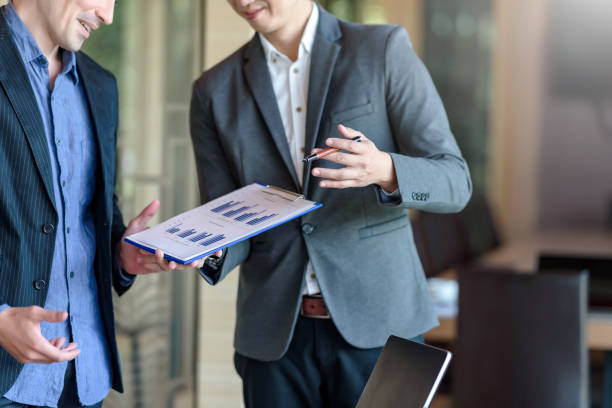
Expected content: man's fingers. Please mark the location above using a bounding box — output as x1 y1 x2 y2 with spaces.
63 342 79 352
49 337 65 349
155 250 171 270
35 347 80 363
312 151 360 167
136 253 158 265
189 259 205 268
189 251 222 269
326 135 366 154
154 249 178 271
337 124 364 140
36 309 68 323
312 167 361 181
141 263 161 272
30 336 80 363
319 179 357 189
127 200 160 232
55 337 66 350
138 199 161 220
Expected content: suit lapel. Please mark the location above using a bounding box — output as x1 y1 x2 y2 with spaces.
0 15 56 209
302 6 342 196
76 53 114 214
243 36 300 189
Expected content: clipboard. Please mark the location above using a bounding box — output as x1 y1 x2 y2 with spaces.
124 183 322 264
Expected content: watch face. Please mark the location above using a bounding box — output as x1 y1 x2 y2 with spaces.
204 251 225 269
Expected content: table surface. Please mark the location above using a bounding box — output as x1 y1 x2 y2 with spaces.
423 228 612 350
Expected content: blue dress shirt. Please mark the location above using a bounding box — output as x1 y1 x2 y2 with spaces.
0 3 112 406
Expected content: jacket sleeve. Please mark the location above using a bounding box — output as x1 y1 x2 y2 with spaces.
108 77 133 296
383 26 472 213
189 81 250 285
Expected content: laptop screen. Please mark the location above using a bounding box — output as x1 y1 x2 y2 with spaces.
356 336 451 408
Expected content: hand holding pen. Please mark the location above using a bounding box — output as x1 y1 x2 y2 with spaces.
307 124 399 192
303 135 362 163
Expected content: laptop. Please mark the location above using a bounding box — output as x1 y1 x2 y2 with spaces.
356 335 452 408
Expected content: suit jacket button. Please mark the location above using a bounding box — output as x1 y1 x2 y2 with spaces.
302 223 314 235
42 224 55 234
33 280 47 290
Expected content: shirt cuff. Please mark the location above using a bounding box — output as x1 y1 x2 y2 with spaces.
0 304 10 314
375 185 402 206
114 254 137 287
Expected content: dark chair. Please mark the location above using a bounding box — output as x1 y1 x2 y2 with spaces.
411 211 470 276
537 253 612 408
538 253 612 309
455 266 588 408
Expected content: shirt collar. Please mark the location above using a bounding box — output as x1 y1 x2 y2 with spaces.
2 1 79 85
259 3 319 62
61 49 79 85
300 3 318 55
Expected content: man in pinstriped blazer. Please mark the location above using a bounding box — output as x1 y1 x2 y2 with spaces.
0 1 208 406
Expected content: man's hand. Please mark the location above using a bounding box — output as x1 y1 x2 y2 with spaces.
118 200 221 274
311 124 398 192
0 306 80 364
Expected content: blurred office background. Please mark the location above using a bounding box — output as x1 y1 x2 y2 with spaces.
2 0 611 406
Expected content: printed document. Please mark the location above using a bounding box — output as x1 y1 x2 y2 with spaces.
125 183 322 264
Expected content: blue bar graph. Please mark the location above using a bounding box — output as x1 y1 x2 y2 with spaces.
200 234 225 247
189 232 212 242
166 225 181 234
234 211 262 222
211 201 243 213
246 213 278 226
222 205 254 217
177 228 196 238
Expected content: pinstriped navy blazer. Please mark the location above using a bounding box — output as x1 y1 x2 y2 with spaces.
0 14 130 394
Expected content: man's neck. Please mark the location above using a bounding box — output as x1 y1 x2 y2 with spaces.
12 0 62 89
262 1 313 61
12 0 61 64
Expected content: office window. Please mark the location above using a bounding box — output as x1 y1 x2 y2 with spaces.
82 0 204 407
423 0 493 194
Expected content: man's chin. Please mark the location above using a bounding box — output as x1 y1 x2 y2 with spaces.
63 38 86 52
246 17 274 34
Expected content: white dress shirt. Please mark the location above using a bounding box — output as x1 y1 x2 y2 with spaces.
259 5 321 295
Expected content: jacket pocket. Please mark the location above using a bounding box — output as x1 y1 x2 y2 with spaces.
331 102 374 124
359 214 410 239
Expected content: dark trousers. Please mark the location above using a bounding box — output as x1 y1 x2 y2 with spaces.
0 361 102 408
234 316 422 408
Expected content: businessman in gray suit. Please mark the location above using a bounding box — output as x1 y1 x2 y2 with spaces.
0 0 206 406
190 0 472 406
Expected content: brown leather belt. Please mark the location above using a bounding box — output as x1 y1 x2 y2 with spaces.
301 294 330 319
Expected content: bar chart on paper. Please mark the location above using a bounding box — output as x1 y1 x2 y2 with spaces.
124 183 322 264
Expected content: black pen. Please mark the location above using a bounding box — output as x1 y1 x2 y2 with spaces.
302 136 362 163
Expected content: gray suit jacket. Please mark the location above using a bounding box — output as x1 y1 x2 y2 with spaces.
190 5 472 361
